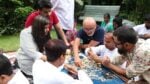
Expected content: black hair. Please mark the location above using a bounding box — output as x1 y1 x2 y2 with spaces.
38 0 52 10
32 15 50 52
144 14 150 21
113 27 138 44
45 39 68 62
0 54 13 76
104 13 110 19
113 17 123 28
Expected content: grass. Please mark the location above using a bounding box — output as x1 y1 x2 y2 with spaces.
0 24 82 52
0 30 58 52
0 34 20 52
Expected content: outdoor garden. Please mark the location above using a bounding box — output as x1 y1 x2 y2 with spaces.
0 0 150 52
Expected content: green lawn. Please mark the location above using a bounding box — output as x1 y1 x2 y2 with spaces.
0 34 20 52
0 30 58 52
0 24 81 52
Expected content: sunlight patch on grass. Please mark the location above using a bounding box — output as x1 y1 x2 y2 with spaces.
0 34 19 52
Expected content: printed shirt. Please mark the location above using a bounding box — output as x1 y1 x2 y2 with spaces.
126 39 150 83
112 39 150 83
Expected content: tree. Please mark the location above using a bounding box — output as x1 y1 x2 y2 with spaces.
121 0 150 24
0 0 33 35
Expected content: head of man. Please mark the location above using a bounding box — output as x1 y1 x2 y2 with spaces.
38 0 52 17
83 17 97 36
32 15 50 52
104 33 116 50
113 17 123 30
113 27 138 55
45 39 68 67
0 54 13 84
104 13 110 23
144 14 150 29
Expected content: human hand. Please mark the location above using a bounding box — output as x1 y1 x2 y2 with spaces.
65 41 70 47
74 57 82 67
144 34 150 39
87 48 97 60
102 56 110 66
40 55 47 61
64 64 78 75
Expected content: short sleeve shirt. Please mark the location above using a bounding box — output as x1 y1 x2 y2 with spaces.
25 10 59 31
77 26 104 45
133 24 150 35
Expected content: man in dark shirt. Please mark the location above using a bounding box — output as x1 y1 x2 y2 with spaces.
73 17 105 67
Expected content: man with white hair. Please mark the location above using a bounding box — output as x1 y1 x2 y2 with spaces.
73 17 105 67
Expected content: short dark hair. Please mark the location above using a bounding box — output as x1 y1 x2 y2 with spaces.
113 27 138 44
144 14 150 21
38 0 52 9
104 13 110 19
0 54 13 76
113 17 123 27
45 39 68 62
32 15 50 52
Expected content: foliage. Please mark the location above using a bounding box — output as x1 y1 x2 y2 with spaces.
0 0 150 35
120 0 150 24
0 0 34 35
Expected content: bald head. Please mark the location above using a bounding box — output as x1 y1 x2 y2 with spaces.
105 33 113 40
83 17 96 29
104 33 116 50
82 17 97 36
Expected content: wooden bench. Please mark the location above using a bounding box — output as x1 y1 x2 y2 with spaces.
79 5 120 22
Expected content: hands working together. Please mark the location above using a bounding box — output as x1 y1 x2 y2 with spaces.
74 48 112 68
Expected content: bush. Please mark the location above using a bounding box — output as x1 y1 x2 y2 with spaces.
121 0 150 24
0 0 33 35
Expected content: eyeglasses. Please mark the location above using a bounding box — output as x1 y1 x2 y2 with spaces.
83 28 95 32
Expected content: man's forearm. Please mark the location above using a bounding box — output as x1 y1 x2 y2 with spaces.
91 54 102 63
105 63 126 76
73 38 81 59
56 26 69 45
80 44 89 49
60 29 68 42
55 23 69 45
73 45 79 59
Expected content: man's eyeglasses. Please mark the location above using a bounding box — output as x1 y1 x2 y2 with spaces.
83 28 95 32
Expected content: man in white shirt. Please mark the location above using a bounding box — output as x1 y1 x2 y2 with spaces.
0 54 29 84
51 0 75 36
133 14 150 39
33 39 93 84
85 33 128 69
85 33 120 63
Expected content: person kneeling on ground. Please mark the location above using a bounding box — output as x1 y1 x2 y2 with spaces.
33 39 93 84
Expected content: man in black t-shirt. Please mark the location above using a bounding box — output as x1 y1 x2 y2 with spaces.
73 17 104 67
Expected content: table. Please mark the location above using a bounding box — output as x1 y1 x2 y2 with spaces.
66 53 125 84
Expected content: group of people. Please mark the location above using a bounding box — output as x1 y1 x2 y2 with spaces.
0 0 150 84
